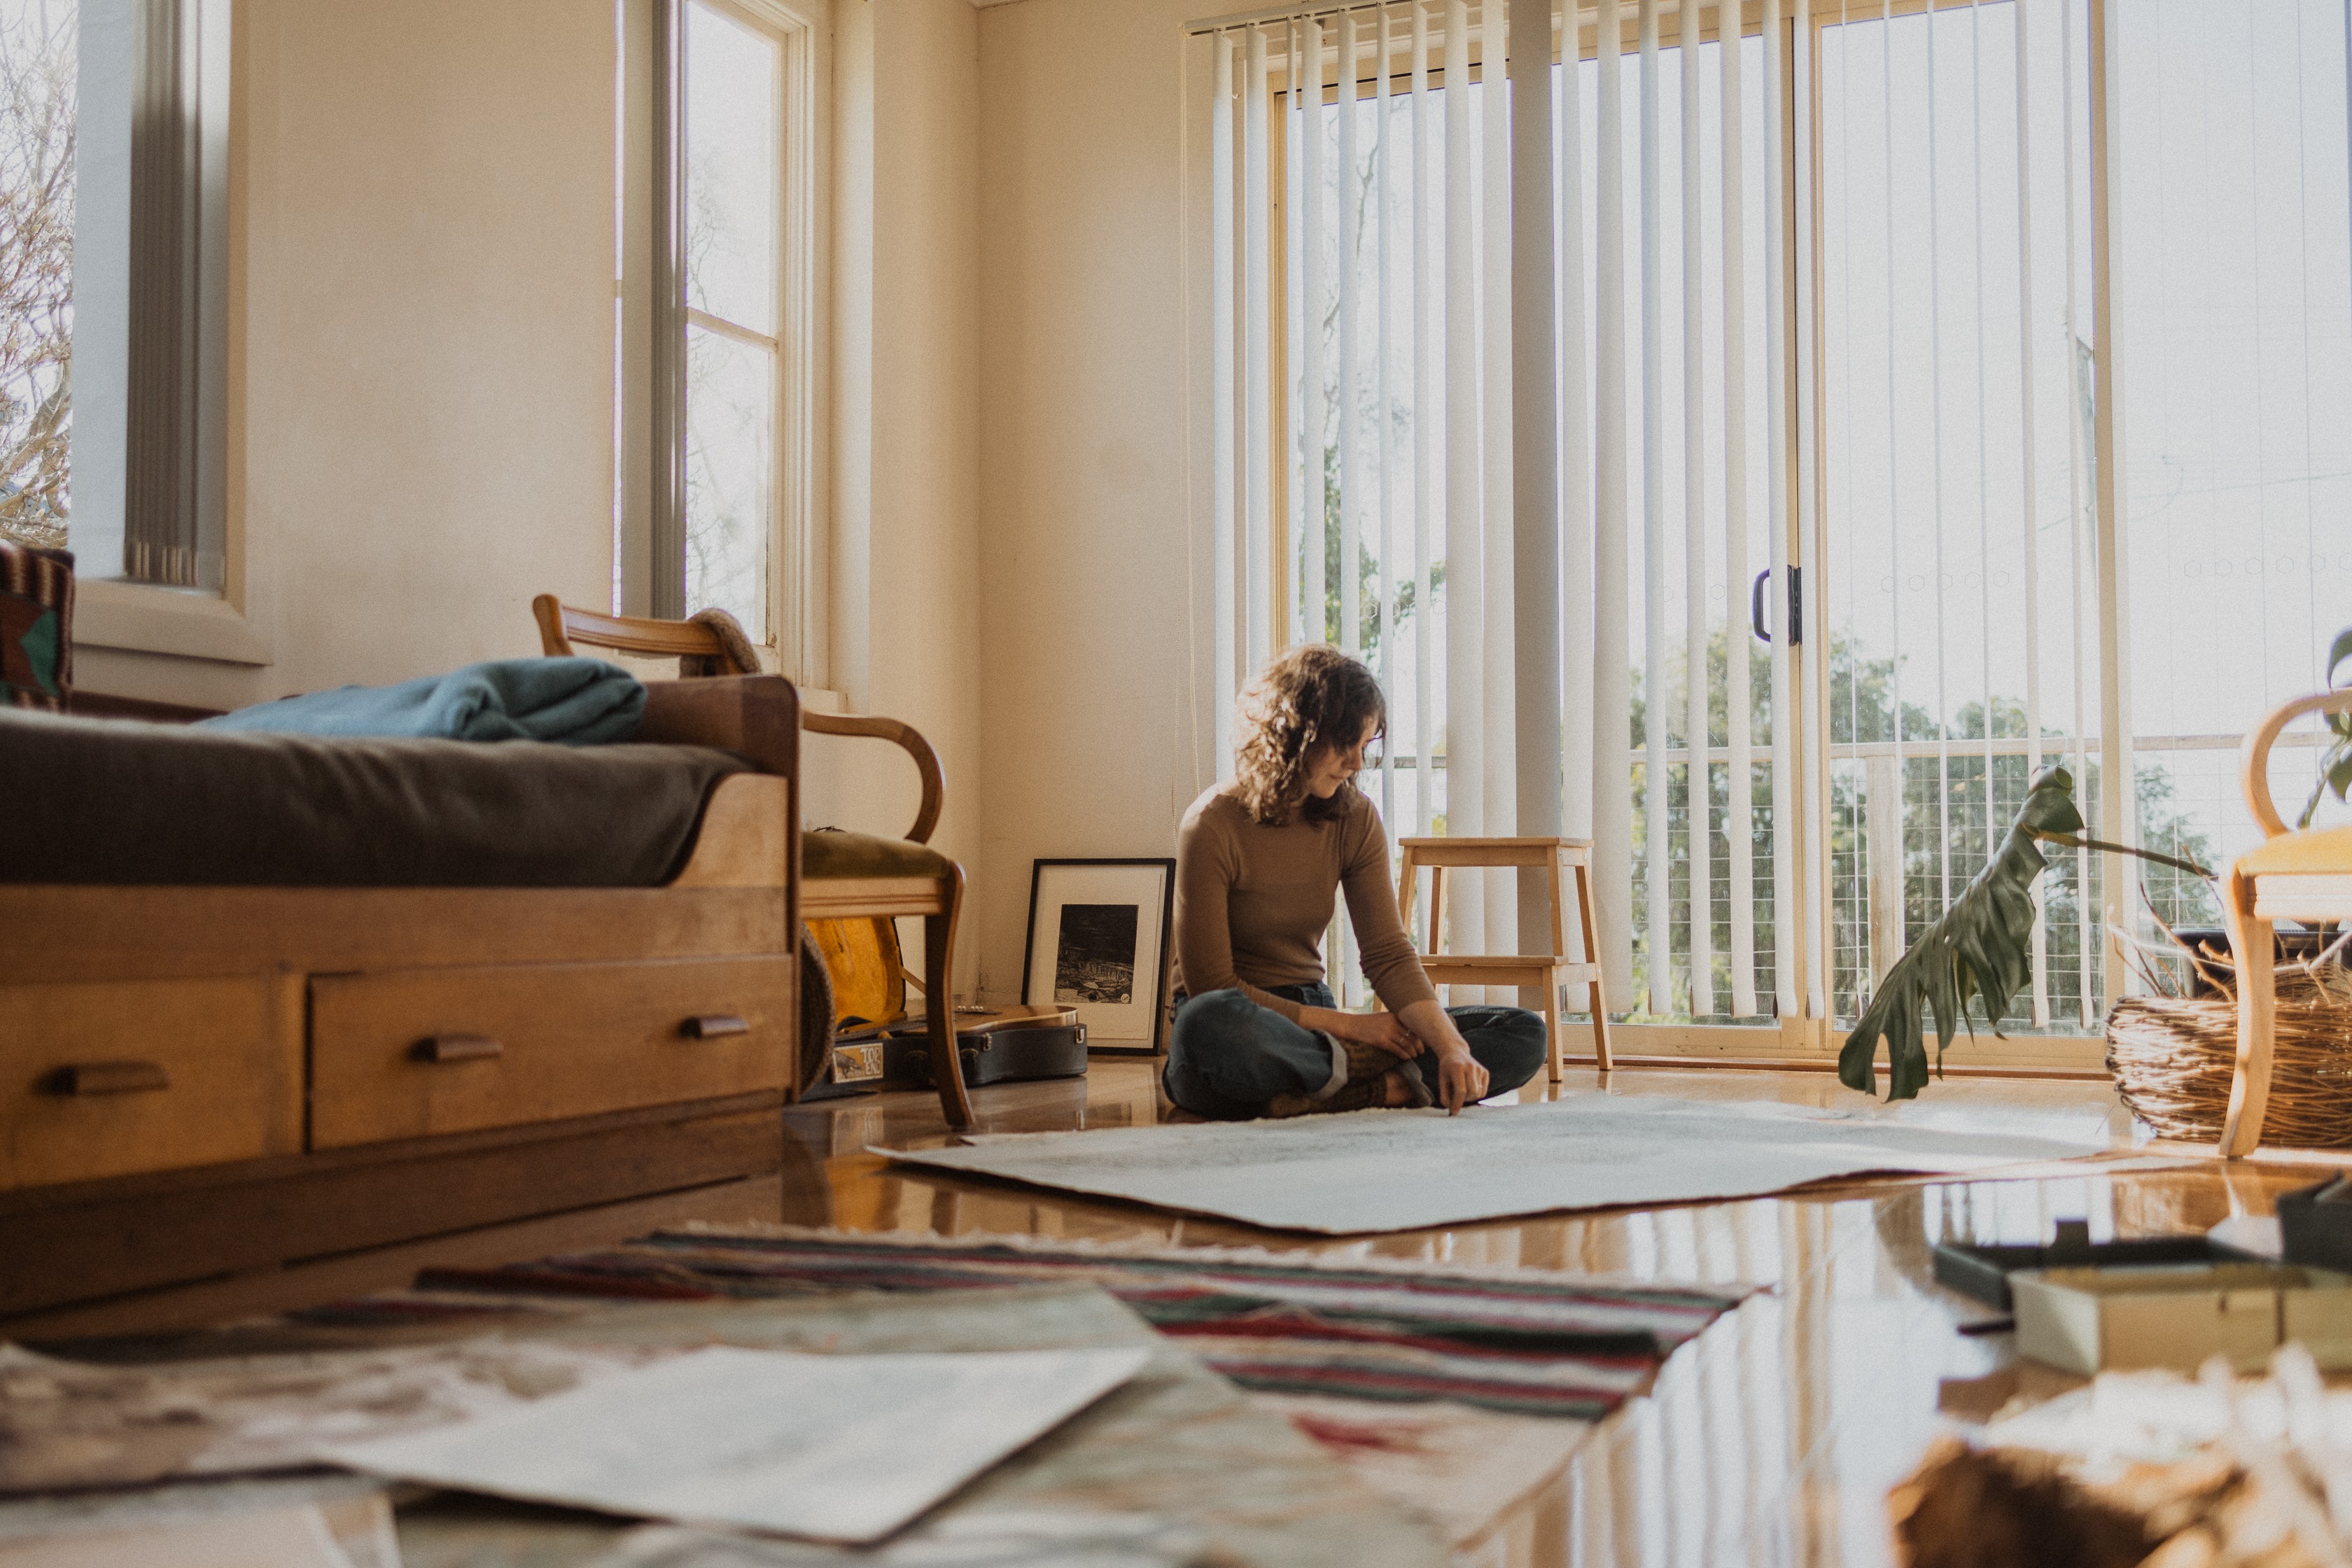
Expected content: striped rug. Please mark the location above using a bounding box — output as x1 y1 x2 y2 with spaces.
297 1228 1748 1420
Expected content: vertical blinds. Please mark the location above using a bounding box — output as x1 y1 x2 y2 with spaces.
1203 0 1803 1018
1210 0 1525 995
1816 0 2107 1029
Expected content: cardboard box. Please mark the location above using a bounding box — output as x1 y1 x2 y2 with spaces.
2012 1261 2352 1375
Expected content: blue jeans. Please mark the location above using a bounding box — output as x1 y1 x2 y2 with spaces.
1163 982 1546 1120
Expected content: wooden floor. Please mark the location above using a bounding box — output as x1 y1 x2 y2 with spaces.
783 1058 2342 1568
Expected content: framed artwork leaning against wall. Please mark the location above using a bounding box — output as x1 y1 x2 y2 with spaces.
1021 859 1175 1056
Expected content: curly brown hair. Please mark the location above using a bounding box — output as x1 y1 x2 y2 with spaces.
1233 645 1387 827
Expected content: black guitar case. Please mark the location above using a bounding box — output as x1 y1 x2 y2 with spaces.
879 1019 1089 1088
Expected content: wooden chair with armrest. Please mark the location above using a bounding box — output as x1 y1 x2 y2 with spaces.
2218 687 2352 1157
532 596 974 1128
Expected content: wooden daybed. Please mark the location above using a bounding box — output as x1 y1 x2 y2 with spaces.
0 676 808 1337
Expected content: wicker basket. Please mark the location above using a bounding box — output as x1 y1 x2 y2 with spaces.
2107 974 2352 1146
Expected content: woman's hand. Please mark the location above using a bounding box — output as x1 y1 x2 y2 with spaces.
1394 1000 1488 1114
1429 1046 1490 1114
1302 1005 1420 1060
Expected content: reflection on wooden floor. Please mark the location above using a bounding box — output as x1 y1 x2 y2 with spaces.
787 1059 2337 1568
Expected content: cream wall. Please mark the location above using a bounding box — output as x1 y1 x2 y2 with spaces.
825 0 986 997
63 0 1161 1012
71 0 990 995
970 0 1217 1004
74 0 617 710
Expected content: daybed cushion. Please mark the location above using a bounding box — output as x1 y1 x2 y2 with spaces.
0 708 751 888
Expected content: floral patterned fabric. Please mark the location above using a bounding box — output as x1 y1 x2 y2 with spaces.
0 541 70 710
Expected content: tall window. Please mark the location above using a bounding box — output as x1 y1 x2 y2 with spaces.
2114 0 2352 948
680 0 783 641
1205 0 2352 1046
0 0 226 590
1818 0 2104 1030
0 0 74 554
622 0 808 659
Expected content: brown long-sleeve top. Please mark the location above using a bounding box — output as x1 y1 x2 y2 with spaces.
1172 783 1439 1025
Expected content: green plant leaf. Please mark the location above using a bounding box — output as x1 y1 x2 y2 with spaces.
2297 626 2352 830
2328 627 2352 689
1837 764 2085 1100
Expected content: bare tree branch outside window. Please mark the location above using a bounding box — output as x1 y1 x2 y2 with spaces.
0 0 72 552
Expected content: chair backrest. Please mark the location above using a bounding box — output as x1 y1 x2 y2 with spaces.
534 594 945 847
2242 688 2352 839
531 594 756 673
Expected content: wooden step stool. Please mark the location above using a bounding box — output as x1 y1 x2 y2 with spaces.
1395 836 1611 1080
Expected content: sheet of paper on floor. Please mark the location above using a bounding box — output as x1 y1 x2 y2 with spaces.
320 1345 1151 1544
0 1340 657 1493
0 1499 384 1568
882 1093 2111 1234
583 1514 1212 1568
1248 1393 1589 1549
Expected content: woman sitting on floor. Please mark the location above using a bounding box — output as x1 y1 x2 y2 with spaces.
1166 645 1545 1119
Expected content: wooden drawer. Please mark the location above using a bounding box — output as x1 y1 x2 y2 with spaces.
309 957 792 1149
0 977 299 1191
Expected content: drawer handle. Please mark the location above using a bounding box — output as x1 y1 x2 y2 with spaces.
413 1034 504 1064
45 1060 172 1096
682 1014 750 1040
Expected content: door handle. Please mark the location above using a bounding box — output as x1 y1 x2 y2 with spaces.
44 1060 171 1096
1750 567 1802 646
682 1014 750 1040
413 1034 503 1063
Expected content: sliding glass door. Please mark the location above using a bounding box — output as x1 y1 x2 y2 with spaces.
1200 0 2352 1051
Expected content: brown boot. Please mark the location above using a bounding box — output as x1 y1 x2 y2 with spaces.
1263 1072 1393 1119
1332 1040 1434 1108
1388 1057 1436 1109
1260 1034 1439 1124
1261 1037 1436 1118
1335 1037 1406 1085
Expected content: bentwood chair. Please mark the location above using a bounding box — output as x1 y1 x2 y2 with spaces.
2218 687 2352 1158
532 596 974 1128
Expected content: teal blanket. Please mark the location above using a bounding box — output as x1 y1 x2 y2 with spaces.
202 658 645 745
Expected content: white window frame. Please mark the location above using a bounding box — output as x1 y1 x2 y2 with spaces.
69 0 260 665
617 0 825 683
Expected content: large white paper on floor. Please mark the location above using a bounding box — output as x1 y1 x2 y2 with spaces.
317 1345 1150 1544
881 1094 2112 1234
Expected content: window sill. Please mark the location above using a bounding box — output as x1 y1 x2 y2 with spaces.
73 579 272 666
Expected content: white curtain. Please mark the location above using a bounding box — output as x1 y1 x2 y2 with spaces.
1203 0 1800 1021
1208 1 1521 998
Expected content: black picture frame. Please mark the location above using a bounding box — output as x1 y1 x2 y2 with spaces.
1020 858 1176 1056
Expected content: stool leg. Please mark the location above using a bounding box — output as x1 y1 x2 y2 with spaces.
1427 865 1446 956
2218 868 2271 1158
1545 964 1564 1084
1546 856 1568 962
1574 862 1612 1071
926 867 974 1131
1546 858 1568 1084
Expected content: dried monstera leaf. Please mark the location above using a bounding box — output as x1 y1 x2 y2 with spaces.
1838 764 2085 1101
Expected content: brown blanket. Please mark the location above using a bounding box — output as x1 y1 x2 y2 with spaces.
0 708 750 887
